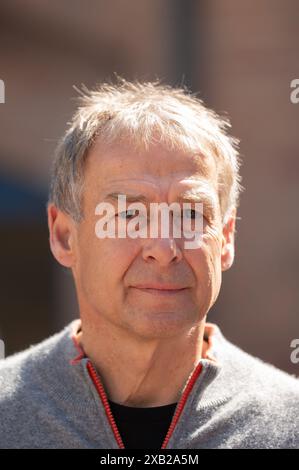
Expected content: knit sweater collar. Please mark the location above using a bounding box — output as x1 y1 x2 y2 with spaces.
55 319 226 448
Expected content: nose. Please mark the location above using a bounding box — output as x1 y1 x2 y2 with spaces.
142 237 183 267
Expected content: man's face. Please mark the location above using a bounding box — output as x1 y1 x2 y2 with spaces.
66 139 235 339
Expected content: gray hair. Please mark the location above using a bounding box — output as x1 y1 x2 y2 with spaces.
48 78 243 223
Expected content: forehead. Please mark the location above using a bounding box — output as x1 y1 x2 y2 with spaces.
84 139 218 198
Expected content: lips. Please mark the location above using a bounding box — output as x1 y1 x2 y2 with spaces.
130 284 188 296
133 283 187 290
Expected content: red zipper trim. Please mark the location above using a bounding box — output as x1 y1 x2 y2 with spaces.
161 362 203 449
70 334 86 365
87 358 203 450
87 360 125 449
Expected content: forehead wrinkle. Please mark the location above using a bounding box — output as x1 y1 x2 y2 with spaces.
101 187 217 212
89 139 215 179
99 172 217 195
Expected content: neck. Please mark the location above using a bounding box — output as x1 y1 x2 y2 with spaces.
76 315 208 408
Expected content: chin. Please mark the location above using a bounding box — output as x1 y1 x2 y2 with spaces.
123 307 198 339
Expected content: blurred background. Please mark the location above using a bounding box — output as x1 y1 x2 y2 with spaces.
0 0 298 374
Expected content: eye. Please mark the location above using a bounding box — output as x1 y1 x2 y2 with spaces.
117 209 136 219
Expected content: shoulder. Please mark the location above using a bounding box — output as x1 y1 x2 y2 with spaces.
0 323 79 447
0 324 75 392
217 336 299 448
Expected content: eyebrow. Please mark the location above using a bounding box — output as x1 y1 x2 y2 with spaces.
102 191 217 216
177 192 217 217
103 192 149 204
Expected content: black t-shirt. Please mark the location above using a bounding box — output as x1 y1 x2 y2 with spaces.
108 399 177 449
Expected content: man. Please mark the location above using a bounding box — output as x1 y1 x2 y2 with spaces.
0 79 298 449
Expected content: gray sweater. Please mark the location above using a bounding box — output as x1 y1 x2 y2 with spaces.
0 320 298 449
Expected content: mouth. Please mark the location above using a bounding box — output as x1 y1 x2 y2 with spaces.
130 284 189 296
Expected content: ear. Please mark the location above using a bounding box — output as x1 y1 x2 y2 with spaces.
221 207 237 272
47 203 76 268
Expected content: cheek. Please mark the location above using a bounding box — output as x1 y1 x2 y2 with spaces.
204 232 223 280
77 232 139 294
203 236 223 302
203 224 223 262
186 233 223 299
